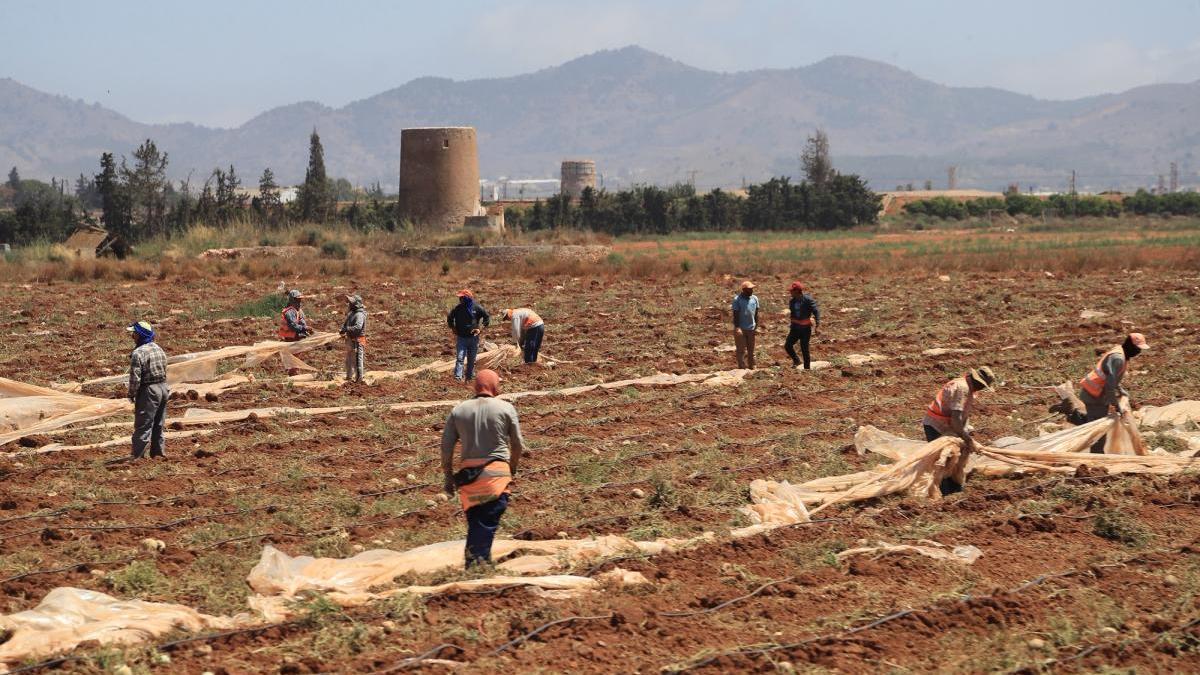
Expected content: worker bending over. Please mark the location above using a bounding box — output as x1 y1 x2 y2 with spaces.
504 307 544 364
1070 332 1148 424
922 366 997 494
278 289 311 341
784 281 821 369
340 294 367 383
440 369 525 567
127 321 169 459
447 289 490 381
731 280 761 370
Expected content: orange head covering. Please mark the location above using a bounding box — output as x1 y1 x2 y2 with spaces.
474 369 501 397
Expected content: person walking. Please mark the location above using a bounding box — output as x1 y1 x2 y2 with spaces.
447 289 490 381
731 280 760 369
127 321 169 459
503 307 545 364
784 281 821 369
440 369 525 567
922 366 997 494
278 289 311 341
339 294 367 383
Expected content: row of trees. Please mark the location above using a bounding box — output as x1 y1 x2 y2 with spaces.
507 131 881 234
1 130 396 246
903 189 1200 220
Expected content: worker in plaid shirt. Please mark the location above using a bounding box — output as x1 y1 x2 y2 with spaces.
127 320 169 459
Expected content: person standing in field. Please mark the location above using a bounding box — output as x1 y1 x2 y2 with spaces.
127 320 169 459
503 307 545 365
339 294 367 383
278 289 311 341
447 289 490 381
731 280 760 369
440 369 524 567
922 366 997 494
784 281 820 369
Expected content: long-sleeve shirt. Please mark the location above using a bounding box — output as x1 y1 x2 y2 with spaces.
731 294 759 330
509 308 544 344
283 306 309 336
447 303 490 337
1098 351 1128 405
128 342 168 401
789 294 821 325
341 307 366 338
441 396 525 470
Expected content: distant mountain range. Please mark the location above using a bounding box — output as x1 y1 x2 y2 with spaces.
2 46 1197 192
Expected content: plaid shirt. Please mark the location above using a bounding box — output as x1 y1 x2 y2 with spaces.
129 342 168 400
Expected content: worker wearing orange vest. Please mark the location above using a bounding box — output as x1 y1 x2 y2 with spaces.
504 308 544 364
1070 332 1149 426
339 294 367 383
441 369 525 567
922 366 997 494
278 290 311 342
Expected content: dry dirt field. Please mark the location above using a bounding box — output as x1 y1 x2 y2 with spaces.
1 254 1199 673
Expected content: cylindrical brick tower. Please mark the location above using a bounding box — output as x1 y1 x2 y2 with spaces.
560 160 597 199
398 127 480 229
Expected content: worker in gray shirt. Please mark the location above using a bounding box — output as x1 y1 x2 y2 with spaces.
339 294 367 382
127 320 169 459
440 369 525 566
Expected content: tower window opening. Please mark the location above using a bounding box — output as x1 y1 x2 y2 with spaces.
443 139 450 149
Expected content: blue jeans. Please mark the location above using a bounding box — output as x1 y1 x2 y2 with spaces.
454 335 479 380
522 325 544 363
465 493 509 567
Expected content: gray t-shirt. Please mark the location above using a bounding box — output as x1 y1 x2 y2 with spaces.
440 396 525 466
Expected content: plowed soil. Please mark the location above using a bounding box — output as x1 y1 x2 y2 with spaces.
1 265 1198 673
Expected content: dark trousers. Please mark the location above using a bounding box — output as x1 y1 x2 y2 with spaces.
922 424 962 495
785 324 813 368
132 382 169 458
1071 390 1112 453
522 325 544 363
465 493 509 567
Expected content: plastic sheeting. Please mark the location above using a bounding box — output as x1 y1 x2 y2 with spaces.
289 344 521 388
0 377 132 448
0 587 233 668
836 540 982 565
56 332 342 392
1138 401 1200 428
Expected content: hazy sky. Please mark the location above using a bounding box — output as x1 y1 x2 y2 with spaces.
3 0 1199 128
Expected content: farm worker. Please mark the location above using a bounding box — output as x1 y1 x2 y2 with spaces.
440 369 525 567
1069 332 1149 425
731 280 761 370
127 321 169 459
922 366 997 494
503 307 545 364
339 294 367 383
447 289 490 381
784 281 821 369
278 289 311 341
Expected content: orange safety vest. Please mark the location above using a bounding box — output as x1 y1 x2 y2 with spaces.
1080 347 1125 398
278 306 304 340
457 458 512 511
926 377 964 424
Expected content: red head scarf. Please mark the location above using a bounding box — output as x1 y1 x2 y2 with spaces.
474 369 501 397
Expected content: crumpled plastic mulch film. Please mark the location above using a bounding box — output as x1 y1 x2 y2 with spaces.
54 332 342 392
0 587 234 667
289 343 522 388
836 540 982 565
0 377 132 447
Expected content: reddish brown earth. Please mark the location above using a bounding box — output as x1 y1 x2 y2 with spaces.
0 268 1198 673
